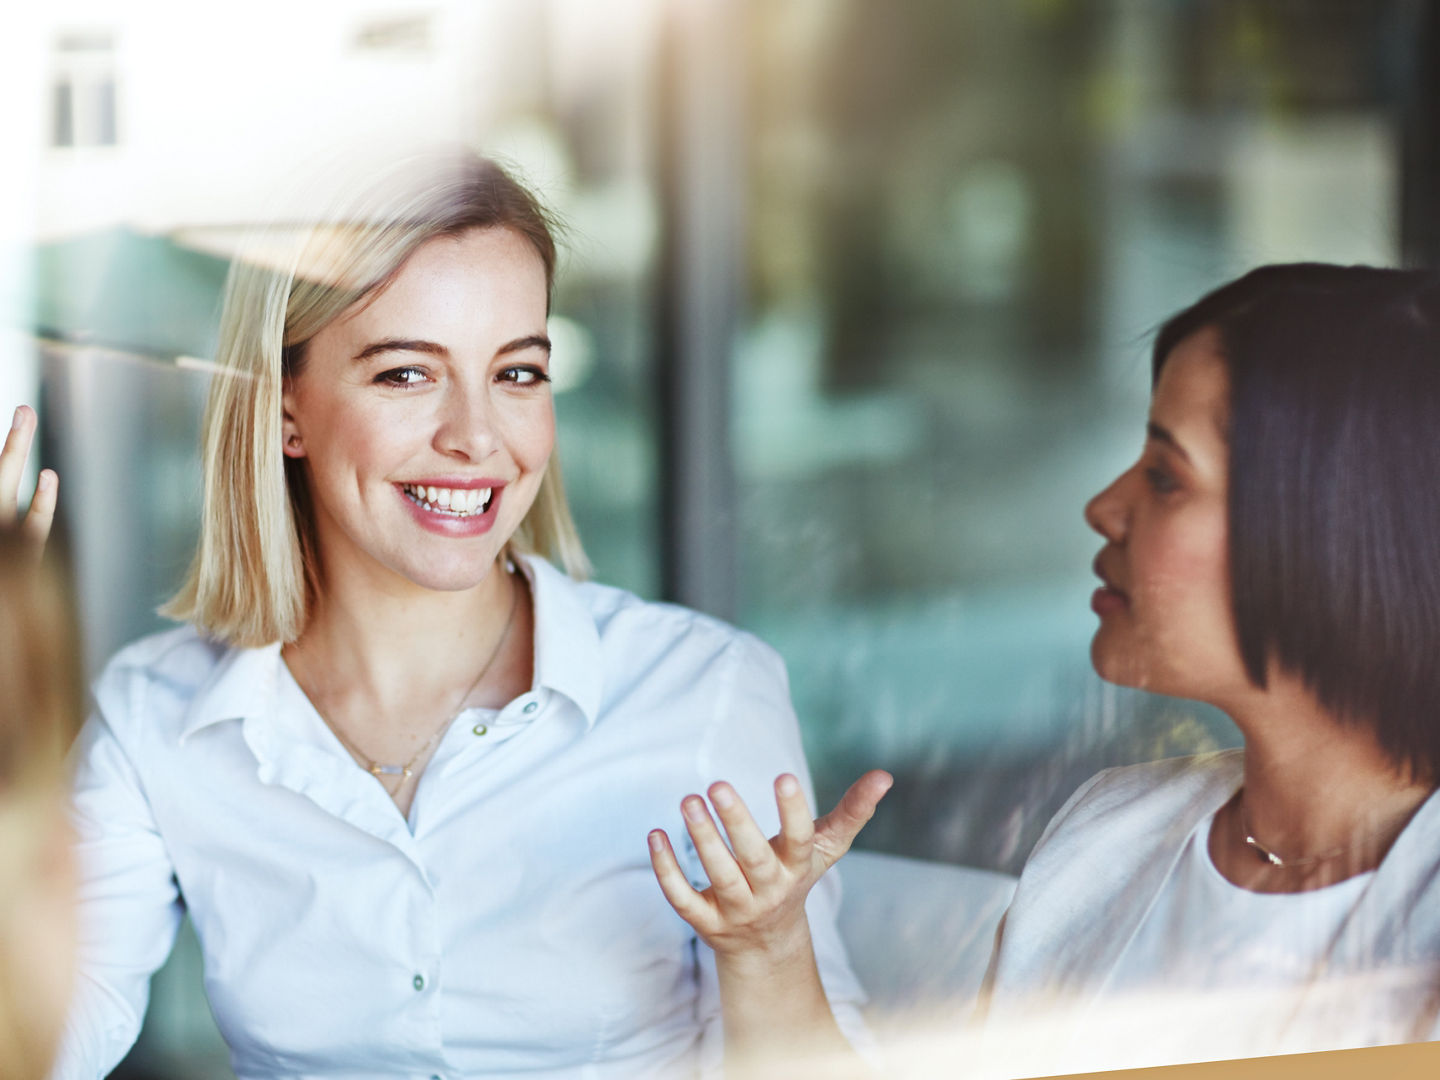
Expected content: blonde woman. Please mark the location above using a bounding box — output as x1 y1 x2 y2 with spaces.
0 407 79 1080
52 156 867 1079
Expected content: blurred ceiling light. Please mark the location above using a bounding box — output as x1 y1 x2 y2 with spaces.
175 355 251 379
352 14 433 53
546 314 594 394
948 160 1033 303
55 30 114 53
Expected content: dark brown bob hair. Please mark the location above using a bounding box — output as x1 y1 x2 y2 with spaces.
1154 263 1440 782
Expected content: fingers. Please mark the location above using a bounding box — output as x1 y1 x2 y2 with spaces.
648 829 716 932
813 770 893 868
708 781 784 888
772 773 816 869
682 794 752 904
22 469 57 548
0 406 57 550
0 406 37 525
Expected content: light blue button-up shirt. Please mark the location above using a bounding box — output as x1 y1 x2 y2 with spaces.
55 555 866 1079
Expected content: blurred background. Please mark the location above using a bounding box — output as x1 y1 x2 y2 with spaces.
0 1 1434 1075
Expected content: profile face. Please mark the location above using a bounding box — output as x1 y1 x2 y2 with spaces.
282 226 555 593
1084 327 1249 704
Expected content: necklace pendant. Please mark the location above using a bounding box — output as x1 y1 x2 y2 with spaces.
372 764 406 777
1245 834 1285 867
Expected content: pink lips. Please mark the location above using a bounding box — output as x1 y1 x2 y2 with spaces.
1091 586 1130 617
1090 553 1130 616
396 480 505 538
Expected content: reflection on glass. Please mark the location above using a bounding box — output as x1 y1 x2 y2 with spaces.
26 4 665 1076
738 0 1405 872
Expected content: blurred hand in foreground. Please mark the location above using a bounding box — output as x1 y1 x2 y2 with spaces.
1 406 58 553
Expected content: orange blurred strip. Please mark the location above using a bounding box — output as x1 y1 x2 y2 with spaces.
1040 1039 1440 1080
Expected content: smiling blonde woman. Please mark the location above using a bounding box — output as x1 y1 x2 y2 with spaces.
53 154 868 1079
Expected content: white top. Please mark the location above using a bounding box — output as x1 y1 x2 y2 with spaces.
979 751 1440 1076
1109 808 1372 993
54 555 868 1080
1096 809 1375 1066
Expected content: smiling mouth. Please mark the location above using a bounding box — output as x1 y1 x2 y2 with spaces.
400 483 495 518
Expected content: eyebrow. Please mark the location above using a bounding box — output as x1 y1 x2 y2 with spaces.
1146 421 1192 463
352 334 552 362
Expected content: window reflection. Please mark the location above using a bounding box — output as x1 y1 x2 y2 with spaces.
739 0 1405 871
9 1 1424 1075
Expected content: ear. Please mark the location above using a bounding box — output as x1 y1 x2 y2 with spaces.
281 385 305 459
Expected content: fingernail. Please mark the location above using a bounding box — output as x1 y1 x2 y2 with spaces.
777 775 799 797
648 831 665 852
682 797 705 821
11 407 23 430
38 470 54 489
710 784 734 809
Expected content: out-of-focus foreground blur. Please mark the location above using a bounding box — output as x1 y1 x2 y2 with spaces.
0 2 1432 1076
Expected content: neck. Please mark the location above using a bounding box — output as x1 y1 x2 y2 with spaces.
285 553 524 719
1215 675 1433 886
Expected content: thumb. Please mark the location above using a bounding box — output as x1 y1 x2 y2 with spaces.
813 769 892 867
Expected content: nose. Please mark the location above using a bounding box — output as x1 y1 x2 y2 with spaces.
433 382 499 461
1084 467 1131 542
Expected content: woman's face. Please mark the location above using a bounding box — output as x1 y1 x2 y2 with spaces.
1084 327 1250 703
283 227 554 594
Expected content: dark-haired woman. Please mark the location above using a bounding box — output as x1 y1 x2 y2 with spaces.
650 264 1440 1073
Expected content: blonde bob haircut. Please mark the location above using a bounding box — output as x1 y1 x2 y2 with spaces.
164 153 591 648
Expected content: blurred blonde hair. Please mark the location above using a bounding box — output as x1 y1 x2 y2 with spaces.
0 531 82 1079
163 154 591 647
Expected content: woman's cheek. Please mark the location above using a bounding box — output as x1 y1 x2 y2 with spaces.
1142 514 1237 694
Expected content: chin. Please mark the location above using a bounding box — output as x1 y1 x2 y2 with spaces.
1090 633 1155 692
391 549 506 593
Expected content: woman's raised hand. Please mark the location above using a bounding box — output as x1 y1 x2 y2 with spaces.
0 406 58 551
648 769 892 961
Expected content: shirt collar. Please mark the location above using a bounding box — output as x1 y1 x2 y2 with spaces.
515 553 603 729
179 641 284 743
178 554 603 743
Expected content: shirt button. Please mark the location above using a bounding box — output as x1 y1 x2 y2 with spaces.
523 700 538 714
413 974 425 992
471 722 488 736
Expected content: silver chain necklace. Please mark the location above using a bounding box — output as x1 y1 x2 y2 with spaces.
327 571 521 788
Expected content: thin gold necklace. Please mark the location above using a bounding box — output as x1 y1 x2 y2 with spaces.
327 572 521 789
1238 791 1405 871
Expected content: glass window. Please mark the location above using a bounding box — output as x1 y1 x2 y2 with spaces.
737 0 1409 872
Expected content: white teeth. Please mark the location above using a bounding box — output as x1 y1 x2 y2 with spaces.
403 483 492 517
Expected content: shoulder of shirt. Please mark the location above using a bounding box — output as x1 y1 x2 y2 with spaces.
569 575 781 668
91 623 231 736
1034 749 1243 854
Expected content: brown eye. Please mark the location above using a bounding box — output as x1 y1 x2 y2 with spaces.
1145 467 1179 495
497 366 550 386
375 366 429 387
